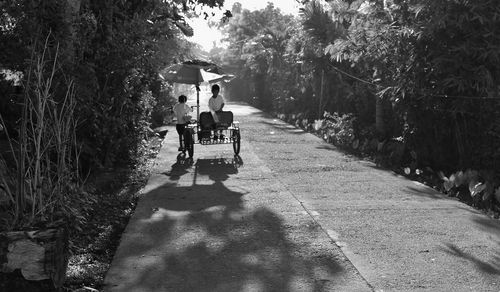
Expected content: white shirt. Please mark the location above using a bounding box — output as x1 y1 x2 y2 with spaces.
208 95 224 112
173 103 192 124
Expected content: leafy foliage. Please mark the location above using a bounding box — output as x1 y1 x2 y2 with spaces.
218 1 500 217
0 0 226 170
219 3 300 110
314 112 356 147
0 0 230 230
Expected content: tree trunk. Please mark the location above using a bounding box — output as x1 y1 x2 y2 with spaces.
375 94 385 139
373 68 385 140
318 69 325 119
254 73 270 110
0 228 69 290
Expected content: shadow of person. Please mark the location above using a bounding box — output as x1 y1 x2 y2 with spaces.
162 153 193 181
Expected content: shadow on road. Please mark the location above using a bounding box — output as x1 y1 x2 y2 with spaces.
162 153 194 181
442 244 500 275
194 156 243 180
405 185 446 200
110 156 347 291
259 120 308 136
441 216 500 277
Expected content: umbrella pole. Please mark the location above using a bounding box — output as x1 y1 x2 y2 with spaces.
196 83 200 121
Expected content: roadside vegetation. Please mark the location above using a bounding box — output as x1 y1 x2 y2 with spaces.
211 0 500 217
0 0 228 290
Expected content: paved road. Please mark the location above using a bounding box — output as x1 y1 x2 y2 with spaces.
105 103 500 292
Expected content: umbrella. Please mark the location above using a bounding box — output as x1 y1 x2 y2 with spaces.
159 60 232 120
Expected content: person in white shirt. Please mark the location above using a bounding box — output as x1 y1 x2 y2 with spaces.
172 95 192 151
208 84 225 139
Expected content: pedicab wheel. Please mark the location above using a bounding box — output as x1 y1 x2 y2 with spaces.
232 129 241 155
183 129 194 158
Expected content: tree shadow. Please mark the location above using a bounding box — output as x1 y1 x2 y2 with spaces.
154 207 345 292
313 144 366 162
106 156 353 291
259 120 308 136
441 244 500 275
441 216 500 277
473 216 500 237
405 185 447 200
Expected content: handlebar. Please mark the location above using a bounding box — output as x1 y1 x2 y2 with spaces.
168 105 199 112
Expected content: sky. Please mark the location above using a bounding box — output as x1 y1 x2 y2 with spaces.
187 0 301 51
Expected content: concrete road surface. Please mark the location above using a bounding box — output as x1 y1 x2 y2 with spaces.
105 102 500 292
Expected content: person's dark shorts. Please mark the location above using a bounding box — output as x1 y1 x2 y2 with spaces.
176 123 187 135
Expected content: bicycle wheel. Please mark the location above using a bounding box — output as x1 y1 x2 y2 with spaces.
232 129 240 155
183 129 194 158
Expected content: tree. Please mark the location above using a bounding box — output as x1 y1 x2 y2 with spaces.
299 0 348 118
405 0 500 169
1 0 229 169
322 0 500 170
323 0 407 139
220 3 298 110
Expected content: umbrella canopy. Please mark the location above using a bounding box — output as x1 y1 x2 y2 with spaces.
159 60 233 121
159 59 229 84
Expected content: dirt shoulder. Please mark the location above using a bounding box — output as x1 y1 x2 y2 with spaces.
64 136 164 291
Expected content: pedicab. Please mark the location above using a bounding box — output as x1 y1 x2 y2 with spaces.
160 60 240 158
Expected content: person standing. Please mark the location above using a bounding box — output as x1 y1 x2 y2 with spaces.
173 95 192 151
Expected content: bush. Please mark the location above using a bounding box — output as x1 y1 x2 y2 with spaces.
317 112 356 148
150 85 175 128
